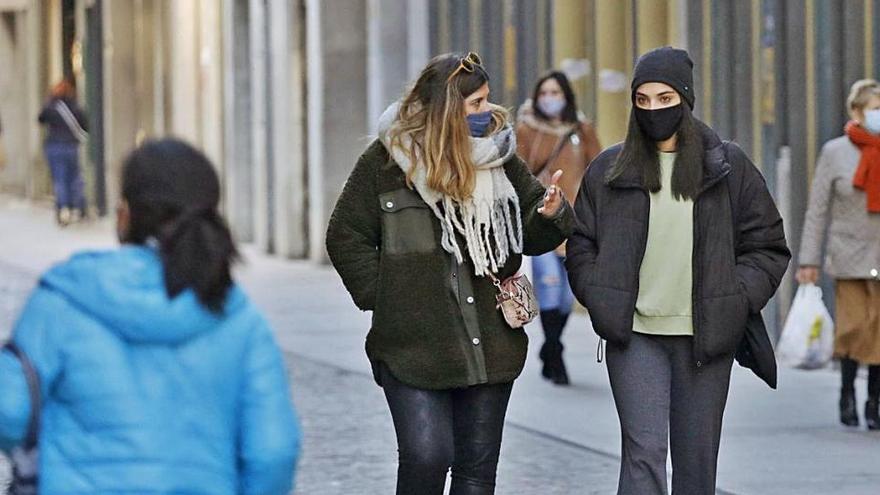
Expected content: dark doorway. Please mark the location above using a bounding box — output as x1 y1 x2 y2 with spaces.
84 1 106 215
62 0 76 81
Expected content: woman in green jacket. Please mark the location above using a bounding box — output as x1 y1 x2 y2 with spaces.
326 52 573 495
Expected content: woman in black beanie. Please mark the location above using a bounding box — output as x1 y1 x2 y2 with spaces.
566 47 790 494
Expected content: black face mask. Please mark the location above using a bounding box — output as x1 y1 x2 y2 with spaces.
634 104 684 142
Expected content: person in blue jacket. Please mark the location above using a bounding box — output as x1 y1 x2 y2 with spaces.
0 138 301 494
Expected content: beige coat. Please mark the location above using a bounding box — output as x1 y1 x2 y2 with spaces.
799 136 880 279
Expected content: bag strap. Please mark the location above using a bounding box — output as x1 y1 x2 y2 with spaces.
3 342 41 450
487 272 520 301
533 127 579 178
487 272 504 292
54 100 88 143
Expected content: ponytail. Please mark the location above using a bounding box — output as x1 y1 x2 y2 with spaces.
121 138 239 314
157 207 239 313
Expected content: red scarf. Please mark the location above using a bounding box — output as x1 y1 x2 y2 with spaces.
845 121 880 213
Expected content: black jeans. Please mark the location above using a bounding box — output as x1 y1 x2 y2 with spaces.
379 363 514 495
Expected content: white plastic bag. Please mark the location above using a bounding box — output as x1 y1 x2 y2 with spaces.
777 284 835 369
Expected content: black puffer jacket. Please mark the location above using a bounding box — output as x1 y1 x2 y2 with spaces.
566 122 791 366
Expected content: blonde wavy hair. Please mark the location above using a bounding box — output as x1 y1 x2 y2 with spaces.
387 53 510 202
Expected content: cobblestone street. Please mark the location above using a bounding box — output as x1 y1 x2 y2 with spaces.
290 352 619 494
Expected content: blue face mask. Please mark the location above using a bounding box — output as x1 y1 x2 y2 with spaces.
865 109 880 134
467 111 492 137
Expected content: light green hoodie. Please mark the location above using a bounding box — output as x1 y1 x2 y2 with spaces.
633 152 695 336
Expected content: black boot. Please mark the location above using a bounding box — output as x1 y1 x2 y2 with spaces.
538 343 553 379
840 359 860 427
539 310 569 385
867 366 880 430
840 389 859 427
866 399 880 431
538 310 560 381
551 311 570 385
552 352 570 385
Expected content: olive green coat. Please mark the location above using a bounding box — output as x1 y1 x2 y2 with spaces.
326 140 574 390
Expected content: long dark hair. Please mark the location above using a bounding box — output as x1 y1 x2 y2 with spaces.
121 139 239 313
530 71 579 124
606 105 704 200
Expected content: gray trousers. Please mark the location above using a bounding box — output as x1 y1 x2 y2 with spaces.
606 332 735 495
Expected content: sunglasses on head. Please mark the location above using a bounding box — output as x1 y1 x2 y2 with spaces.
446 52 484 84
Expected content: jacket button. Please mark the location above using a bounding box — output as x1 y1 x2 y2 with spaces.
385 201 394 208
466 296 475 304
472 338 481 345
696 361 703 368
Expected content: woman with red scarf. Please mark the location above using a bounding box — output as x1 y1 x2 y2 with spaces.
798 79 880 430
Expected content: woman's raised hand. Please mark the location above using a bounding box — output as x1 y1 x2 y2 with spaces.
538 170 565 218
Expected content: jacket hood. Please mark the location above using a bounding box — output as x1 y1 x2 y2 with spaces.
41 245 247 345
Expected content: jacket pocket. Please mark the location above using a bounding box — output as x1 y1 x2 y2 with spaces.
700 292 749 357
583 284 634 344
379 189 437 255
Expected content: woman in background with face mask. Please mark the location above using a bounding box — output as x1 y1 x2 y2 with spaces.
326 52 573 495
798 79 880 430
566 47 790 494
515 71 601 385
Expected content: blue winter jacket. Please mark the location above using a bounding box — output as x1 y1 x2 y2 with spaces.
0 246 300 494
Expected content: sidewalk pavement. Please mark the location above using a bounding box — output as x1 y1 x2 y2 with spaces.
0 195 878 494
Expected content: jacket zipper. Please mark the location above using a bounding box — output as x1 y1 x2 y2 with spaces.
691 168 731 367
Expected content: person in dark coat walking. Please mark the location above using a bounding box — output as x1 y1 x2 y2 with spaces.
326 52 573 495
565 47 790 494
38 79 89 226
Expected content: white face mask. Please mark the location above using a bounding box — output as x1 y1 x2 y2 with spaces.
865 109 880 134
537 96 566 118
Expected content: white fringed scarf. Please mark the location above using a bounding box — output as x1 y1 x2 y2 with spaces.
377 103 523 277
